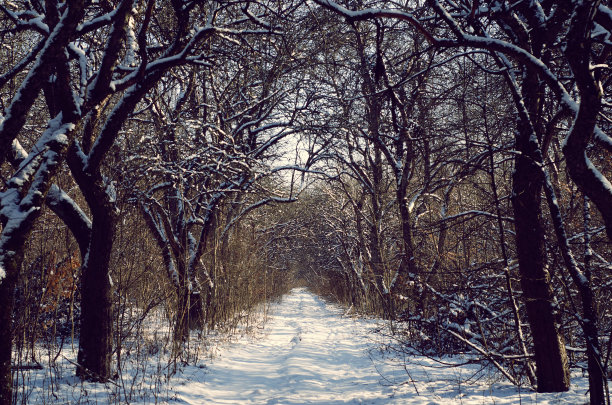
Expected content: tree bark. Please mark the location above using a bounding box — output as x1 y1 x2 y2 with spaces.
489 143 537 386
397 184 416 278
0 122 79 402
0 4 85 400
543 178 605 404
512 110 570 391
563 1 612 247
75 176 115 381
172 260 204 344
0 65 81 404
495 22 572 389
0 255 20 404
512 158 570 392
368 145 392 317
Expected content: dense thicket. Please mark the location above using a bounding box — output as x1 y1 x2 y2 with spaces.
1 0 612 404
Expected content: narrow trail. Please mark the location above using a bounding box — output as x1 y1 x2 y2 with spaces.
168 288 590 404
172 288 392 404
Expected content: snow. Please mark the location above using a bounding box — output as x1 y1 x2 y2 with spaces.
124 15 138 66
16 288 597 404
47 185 93 229
76 8 119 33
585 151 612 195
27 16 49 33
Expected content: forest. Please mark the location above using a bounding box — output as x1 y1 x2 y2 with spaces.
0 0 611 404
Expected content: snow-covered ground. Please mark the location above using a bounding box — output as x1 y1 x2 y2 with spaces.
17 288 597 404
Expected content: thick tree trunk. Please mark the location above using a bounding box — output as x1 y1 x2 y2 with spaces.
487 137 536 386
581 200 605 405
582 288 605 405
188 291 204 330
0 258 20 405
0 198 36 404
0 117 78 404
397 186 416 279
512 152 570 392
499 34 571 390
0 2 84 400
174 289 204 342
173 258 204 344
369 154 392 318
76 182 115 381
174 286 190 345
544 177 605 404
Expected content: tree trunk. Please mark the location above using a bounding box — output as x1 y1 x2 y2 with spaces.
174 290 204 341
500 34 571 390
564 0 612 244
581 200 606 405
486 134 536 386
397 186 416 279
76 182 115 381
172 259 204 344
0 115 78 404
543 175 605 404
369 151 392 318
174 286 191 345
512 148 570 392
0 257 20 404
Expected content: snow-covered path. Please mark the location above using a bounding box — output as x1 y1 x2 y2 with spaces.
19 287 595 404
172 288 392 404
169 288 592 405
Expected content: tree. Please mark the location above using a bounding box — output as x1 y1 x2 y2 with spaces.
133 55 304 345
0 0 86 400
313 0 612 398
0 0 301 393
